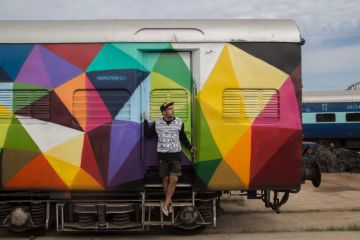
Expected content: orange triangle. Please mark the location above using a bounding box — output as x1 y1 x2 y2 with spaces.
4 154 67 190
71 168 104 190
54 73 87 130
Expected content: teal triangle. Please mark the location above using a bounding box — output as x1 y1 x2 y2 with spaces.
86 43 146 72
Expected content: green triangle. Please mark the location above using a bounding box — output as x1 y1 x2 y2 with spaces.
0 118 11 148
86 43 147 72
152 52 191 90
195 98 222 162
195 159 221 185
113 43 171 71
13 82 50 112
3 117 41 152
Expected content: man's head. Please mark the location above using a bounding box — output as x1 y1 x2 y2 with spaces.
160 101 175 118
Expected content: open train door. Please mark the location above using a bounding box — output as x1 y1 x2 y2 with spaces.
142 51 194 183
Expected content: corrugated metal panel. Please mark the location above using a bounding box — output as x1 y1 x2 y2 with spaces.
73 90 130 125
223 89 279 119
0 90 12 118
14 90 50 119
0 19 301 43
150 89 189 121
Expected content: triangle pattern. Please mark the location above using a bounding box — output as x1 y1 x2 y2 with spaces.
231 42 301 75
108 141 143 188
108 121 141 183
152 52 191 90
3 117 40 152
0 44 34 80
39 45 83 88
208 161 246 190
1 149 39 184
18 117 83 152
54 73 87 130
4 154 67 190
87 125 112 186
86 43 146 72
223 127 252 188
45 154 80 187
44 43 104 71
197 44 246 157
194 159 221 185
16 45 52 88
71 168 104 190
81 134 104 187
0 67 13 82
45 134 84 167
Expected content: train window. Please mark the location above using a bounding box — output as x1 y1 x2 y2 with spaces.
0 89 12 119
14 90 50 120
316 113 335 122
150 89 189 121
73 89 130 126
346 113 360 122
222 89 279 121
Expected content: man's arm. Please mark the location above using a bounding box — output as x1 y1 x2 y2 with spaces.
179 123 192 150
144 119 156 138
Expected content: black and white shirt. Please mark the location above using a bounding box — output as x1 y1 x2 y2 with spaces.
144 117 192 160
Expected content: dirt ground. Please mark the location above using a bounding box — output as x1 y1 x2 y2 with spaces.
207 173 360 233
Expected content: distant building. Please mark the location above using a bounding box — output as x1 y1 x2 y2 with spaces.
347 81 360 90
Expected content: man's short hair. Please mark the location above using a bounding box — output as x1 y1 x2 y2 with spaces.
160 101 174 112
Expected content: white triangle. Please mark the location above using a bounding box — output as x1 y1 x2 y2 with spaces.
17 116 84 152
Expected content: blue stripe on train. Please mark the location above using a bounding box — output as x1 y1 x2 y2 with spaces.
302 102 360 113
302 123 360 139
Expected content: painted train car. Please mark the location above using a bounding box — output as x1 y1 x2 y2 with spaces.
302 90 360 148
0 20 305 233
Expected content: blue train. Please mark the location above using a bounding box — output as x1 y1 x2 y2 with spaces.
302 90 360 148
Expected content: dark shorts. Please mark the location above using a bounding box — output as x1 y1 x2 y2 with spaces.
159 159 182 178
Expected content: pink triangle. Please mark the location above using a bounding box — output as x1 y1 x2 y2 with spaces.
16 45 52 88
84 77 112 131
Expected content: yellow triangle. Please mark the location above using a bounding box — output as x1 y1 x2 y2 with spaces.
71 168 104 190
54 73 87 130
198 44 250 157
223 127 252 188
44 154 80 187
45 134 84 166
208 161 246 190
0 112 12 148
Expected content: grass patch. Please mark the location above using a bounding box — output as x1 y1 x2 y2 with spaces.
306 225 360 232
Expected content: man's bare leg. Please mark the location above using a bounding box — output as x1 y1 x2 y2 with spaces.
162 176 169 196
164 175 178 207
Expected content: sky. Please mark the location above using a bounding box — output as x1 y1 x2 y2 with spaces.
0 0 359 90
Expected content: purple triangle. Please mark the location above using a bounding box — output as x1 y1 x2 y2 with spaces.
16 45 52 88
39 45 82 88
107 120 141 184
108 140 143 188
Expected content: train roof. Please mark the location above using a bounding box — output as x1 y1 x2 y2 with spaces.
303 90 360 103
0 19 301 43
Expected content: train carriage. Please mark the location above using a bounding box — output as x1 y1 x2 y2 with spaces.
0 19 306 233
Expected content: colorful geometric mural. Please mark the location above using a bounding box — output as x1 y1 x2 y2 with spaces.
0 42 301 191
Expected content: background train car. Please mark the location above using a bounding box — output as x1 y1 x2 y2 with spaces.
302 90 360 148
0 19 305 233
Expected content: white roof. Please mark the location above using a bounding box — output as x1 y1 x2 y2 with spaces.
0 19 301 43
303 90 360 103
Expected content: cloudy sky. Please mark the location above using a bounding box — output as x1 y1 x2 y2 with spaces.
1 0 359 90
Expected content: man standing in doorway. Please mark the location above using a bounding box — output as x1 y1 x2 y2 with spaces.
142 101 194 216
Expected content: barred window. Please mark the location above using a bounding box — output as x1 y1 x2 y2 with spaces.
0 90 50 120
222 88 279 120
150 89 189 121
73 89 130 126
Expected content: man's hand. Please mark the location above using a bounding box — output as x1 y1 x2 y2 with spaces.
142 112 147 121
191 146 196 154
